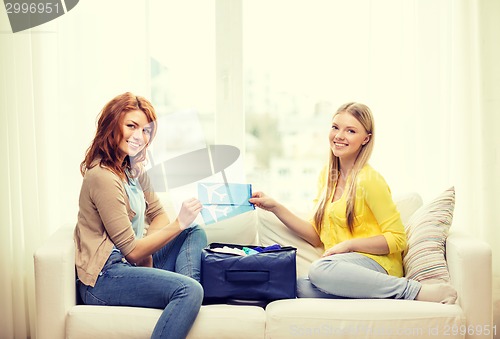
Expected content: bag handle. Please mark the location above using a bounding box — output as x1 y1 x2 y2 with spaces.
225 270 270 283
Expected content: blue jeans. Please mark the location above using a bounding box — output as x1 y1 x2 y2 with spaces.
77 226 207 339
297 252 421 300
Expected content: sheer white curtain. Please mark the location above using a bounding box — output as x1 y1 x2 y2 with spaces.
0 1 149 337
373 1 500 272
375 0 500 280
0 18 59 338
429 0 499 277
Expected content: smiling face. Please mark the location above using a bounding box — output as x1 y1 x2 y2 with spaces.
329 112 371 164
118 110 153 158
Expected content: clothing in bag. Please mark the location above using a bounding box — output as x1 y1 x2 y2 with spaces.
201 242 297 304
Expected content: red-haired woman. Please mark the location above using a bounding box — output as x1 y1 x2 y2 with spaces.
74 92 206 339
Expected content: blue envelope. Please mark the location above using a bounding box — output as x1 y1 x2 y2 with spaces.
198 183 255 224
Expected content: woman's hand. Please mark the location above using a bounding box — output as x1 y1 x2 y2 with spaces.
322 240 353 257
176 197 203 230
250 191 323 247
322 236 390 257
249 191 278 212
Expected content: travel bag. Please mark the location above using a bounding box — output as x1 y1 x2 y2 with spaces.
201 242 297 305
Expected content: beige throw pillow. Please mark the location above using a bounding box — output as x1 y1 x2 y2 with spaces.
403 187 455 282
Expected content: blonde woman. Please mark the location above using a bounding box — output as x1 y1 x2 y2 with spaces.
250 102 456 303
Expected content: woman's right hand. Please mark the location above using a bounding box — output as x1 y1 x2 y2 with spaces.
249 191 279 212
176 197 203 230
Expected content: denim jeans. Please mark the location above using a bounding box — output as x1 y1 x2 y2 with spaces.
297 252 421 300
77 226 207 339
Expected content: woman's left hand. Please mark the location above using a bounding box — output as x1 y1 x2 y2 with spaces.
322 240 353 257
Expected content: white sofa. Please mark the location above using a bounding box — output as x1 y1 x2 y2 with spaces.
34 193 493 339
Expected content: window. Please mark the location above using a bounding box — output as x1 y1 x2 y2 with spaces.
242 1 367 204
148 0 216 144
148 0 454 207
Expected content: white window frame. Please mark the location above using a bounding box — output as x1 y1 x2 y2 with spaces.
215 0 244 154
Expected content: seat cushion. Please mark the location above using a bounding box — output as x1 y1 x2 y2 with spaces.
66 304 266 339
265 299 465 339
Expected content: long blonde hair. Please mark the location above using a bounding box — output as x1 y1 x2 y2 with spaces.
313 102 375 234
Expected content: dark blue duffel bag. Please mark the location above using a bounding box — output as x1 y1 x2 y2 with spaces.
201 242 297 304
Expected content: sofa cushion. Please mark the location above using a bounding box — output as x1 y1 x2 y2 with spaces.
393 192 424 225
265 299 465 339
257 209 323 277
66 304 266 339
403 187 455 282
203 209 258 245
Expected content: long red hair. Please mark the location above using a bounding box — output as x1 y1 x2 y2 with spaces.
80 92 158 179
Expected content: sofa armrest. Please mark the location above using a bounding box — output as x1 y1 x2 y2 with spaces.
34 226 77 339
446 231 493 339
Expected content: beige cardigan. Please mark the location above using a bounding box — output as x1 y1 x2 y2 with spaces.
74 163 165 287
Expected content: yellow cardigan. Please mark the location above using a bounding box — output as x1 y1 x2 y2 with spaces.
313 164 407 277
